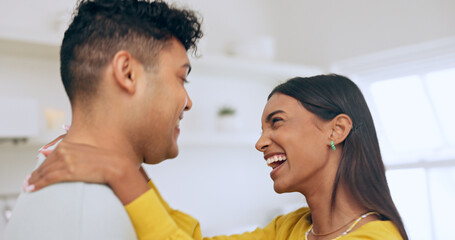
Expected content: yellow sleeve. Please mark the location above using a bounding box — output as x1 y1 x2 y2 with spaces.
201 221 278 240
125 189 189 240
125 180 278 240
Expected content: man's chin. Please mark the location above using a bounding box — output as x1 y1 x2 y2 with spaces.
165 141 179 158
166 147 179 159
143 159 165 165
142 144 179 164
142 157 164 165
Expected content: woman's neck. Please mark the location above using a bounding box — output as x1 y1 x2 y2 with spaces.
305 182 370 237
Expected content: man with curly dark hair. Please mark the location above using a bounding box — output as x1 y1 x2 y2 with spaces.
5 0 202 239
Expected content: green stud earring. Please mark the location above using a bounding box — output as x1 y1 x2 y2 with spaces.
330 141 336 151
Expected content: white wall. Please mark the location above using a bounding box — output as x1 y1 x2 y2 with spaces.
0 39 70 194
172 0 275 58
271 0 455 68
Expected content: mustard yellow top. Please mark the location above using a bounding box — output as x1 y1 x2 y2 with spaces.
125 180 403 240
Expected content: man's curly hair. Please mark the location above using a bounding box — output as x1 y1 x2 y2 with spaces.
60 0 203 103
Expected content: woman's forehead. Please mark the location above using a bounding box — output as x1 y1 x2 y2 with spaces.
264 94 300 112
262 93 311 120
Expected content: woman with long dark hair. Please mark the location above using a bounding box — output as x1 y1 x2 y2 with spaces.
256 74 407 239
25 74 407 239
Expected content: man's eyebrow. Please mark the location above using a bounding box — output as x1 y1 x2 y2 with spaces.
266 110 285 123
182 63 192 75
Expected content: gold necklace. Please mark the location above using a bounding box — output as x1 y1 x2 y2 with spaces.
311 216 357 237
304 212 379 240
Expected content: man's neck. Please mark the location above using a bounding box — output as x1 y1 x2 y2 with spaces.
64 118 142 168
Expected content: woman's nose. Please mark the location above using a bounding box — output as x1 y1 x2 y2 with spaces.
255 132 270 152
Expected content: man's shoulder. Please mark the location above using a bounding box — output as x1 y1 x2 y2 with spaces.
4 182 137 240
25 181 128 219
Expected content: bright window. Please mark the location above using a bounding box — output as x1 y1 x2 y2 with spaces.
386 168 432 240
370 75 443 163
364 67 455 239
424 68 455 146
428 166 455 239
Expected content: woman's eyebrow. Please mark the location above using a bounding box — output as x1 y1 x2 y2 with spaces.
265 110 285 123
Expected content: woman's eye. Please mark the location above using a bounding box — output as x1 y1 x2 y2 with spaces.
271 118 282 126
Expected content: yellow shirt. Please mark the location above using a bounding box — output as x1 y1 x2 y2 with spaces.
125 180 403 240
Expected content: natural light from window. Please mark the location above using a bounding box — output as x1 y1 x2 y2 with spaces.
365 66 455 240
370 75 444 164
424 68 455 147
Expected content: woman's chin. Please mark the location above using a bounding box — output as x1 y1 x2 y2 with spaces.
273 182 287 194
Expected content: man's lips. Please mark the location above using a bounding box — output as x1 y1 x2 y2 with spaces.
176 114 184 128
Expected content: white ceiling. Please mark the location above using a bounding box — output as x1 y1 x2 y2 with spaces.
1 0 455 68
0 0 76 44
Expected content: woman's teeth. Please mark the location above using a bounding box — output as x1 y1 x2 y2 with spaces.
266 155 287 168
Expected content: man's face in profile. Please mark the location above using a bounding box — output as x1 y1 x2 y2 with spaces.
133 38 193 164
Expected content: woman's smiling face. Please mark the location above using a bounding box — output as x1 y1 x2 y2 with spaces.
256 93 333 194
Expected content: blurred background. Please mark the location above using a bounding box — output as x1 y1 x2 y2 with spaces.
1 0 454 239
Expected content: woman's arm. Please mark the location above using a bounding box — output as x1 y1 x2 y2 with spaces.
125 188 277 240
25 139 277 240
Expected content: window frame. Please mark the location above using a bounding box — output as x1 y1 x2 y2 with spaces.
330 36 455 240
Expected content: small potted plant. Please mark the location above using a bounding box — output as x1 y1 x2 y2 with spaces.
216 105 239 132
218 106 236 117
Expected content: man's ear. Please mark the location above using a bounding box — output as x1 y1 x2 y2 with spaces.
112 50 139 95
328 114 353 146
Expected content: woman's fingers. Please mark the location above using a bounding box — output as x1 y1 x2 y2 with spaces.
41 149 54 157
25 169 71 192
23 138 143 200
26 143 81 191
25 156 73 191
25 141 116 192
31 144 70 180
39 134 66 152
